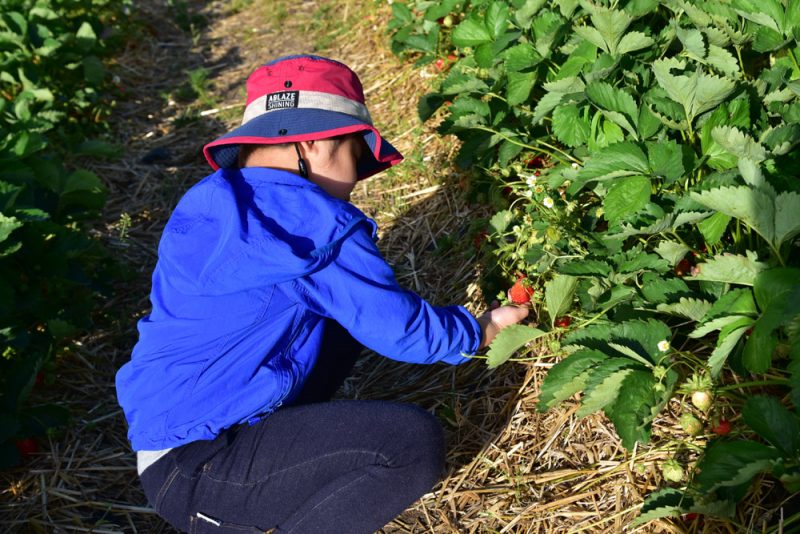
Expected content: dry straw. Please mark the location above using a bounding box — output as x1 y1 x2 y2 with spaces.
1 1 786 533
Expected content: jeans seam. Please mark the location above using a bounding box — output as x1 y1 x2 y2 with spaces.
202 448 391 487
154 465 181 512
284 471 371 534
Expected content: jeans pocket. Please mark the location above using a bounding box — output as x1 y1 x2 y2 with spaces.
188 512 271 533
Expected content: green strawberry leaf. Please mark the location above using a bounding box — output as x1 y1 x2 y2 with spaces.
640 274 691 304
486 325 547 369
647 140 685 183
570 141 650 193
761 123 800 155
616 31 654 55
585 81 638 124
742 323 778 374
656 298 713 322
603 175 651 225
417 93 447 123
484 1 509 40
588 5 633 55
711 125 768 162
743 268 800 372
775 191 800 248
676 25 707 59
632 488 692 527
706 44 740 76
503 42 543 71
742 395 800 456
577 367 635 417
552 104 590 147
544 274 578 327
452 15 492 47
652 57 736 123
697 211 732 245
537 349 607 410
532 76 585 124
0 214 22 244
692 186 776 248
531 10 565 58
694 440 780 493
556 259 612 276
653 240 691 266
690 314 753 339
612 248 669 274
688 252 768 286
489 210 513 234
565 318 671 365
701 287 758 321
574 25 607 53
604 370 659 449
709 319 752 376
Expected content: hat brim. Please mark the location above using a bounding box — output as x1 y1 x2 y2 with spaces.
203 109 403 181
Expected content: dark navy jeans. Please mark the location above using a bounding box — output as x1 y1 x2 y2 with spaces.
138 321 446 533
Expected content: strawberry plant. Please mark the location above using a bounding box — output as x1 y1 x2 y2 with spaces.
388 0 472 65
635 394 800 525
390 0 800 526
0 0 130 468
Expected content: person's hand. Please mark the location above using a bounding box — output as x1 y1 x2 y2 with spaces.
476 301 530 349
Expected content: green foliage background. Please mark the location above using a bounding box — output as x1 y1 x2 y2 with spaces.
390 0 800 527
0 0 129 468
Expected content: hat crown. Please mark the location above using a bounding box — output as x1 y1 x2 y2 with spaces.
245 55 365 107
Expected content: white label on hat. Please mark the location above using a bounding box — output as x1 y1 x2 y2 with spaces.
242 90 373 126
266 91 299 110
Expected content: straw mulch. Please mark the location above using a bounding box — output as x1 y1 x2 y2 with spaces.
1 1 785 532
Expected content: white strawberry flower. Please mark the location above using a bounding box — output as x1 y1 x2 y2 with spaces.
571 162 579 169
543 197 554 208
658 340 670 352
526 175 537 187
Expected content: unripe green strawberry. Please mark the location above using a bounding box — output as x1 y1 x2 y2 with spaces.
662 459 684 482
691 390 712 412
680 413 703 436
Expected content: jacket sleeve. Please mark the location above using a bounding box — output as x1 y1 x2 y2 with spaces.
286 220 481 365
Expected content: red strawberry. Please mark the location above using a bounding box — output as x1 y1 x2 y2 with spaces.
525 155 545 168
554 316 571 328
434 58 446 71
473 230 488 251
447 54 457 62
508 274 534 305
712 419 731 436
674 258 691 276
15 438 38 458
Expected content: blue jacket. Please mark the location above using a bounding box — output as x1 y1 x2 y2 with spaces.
116 167 482 451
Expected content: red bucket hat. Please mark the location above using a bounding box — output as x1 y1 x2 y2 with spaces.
203 55 403 181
